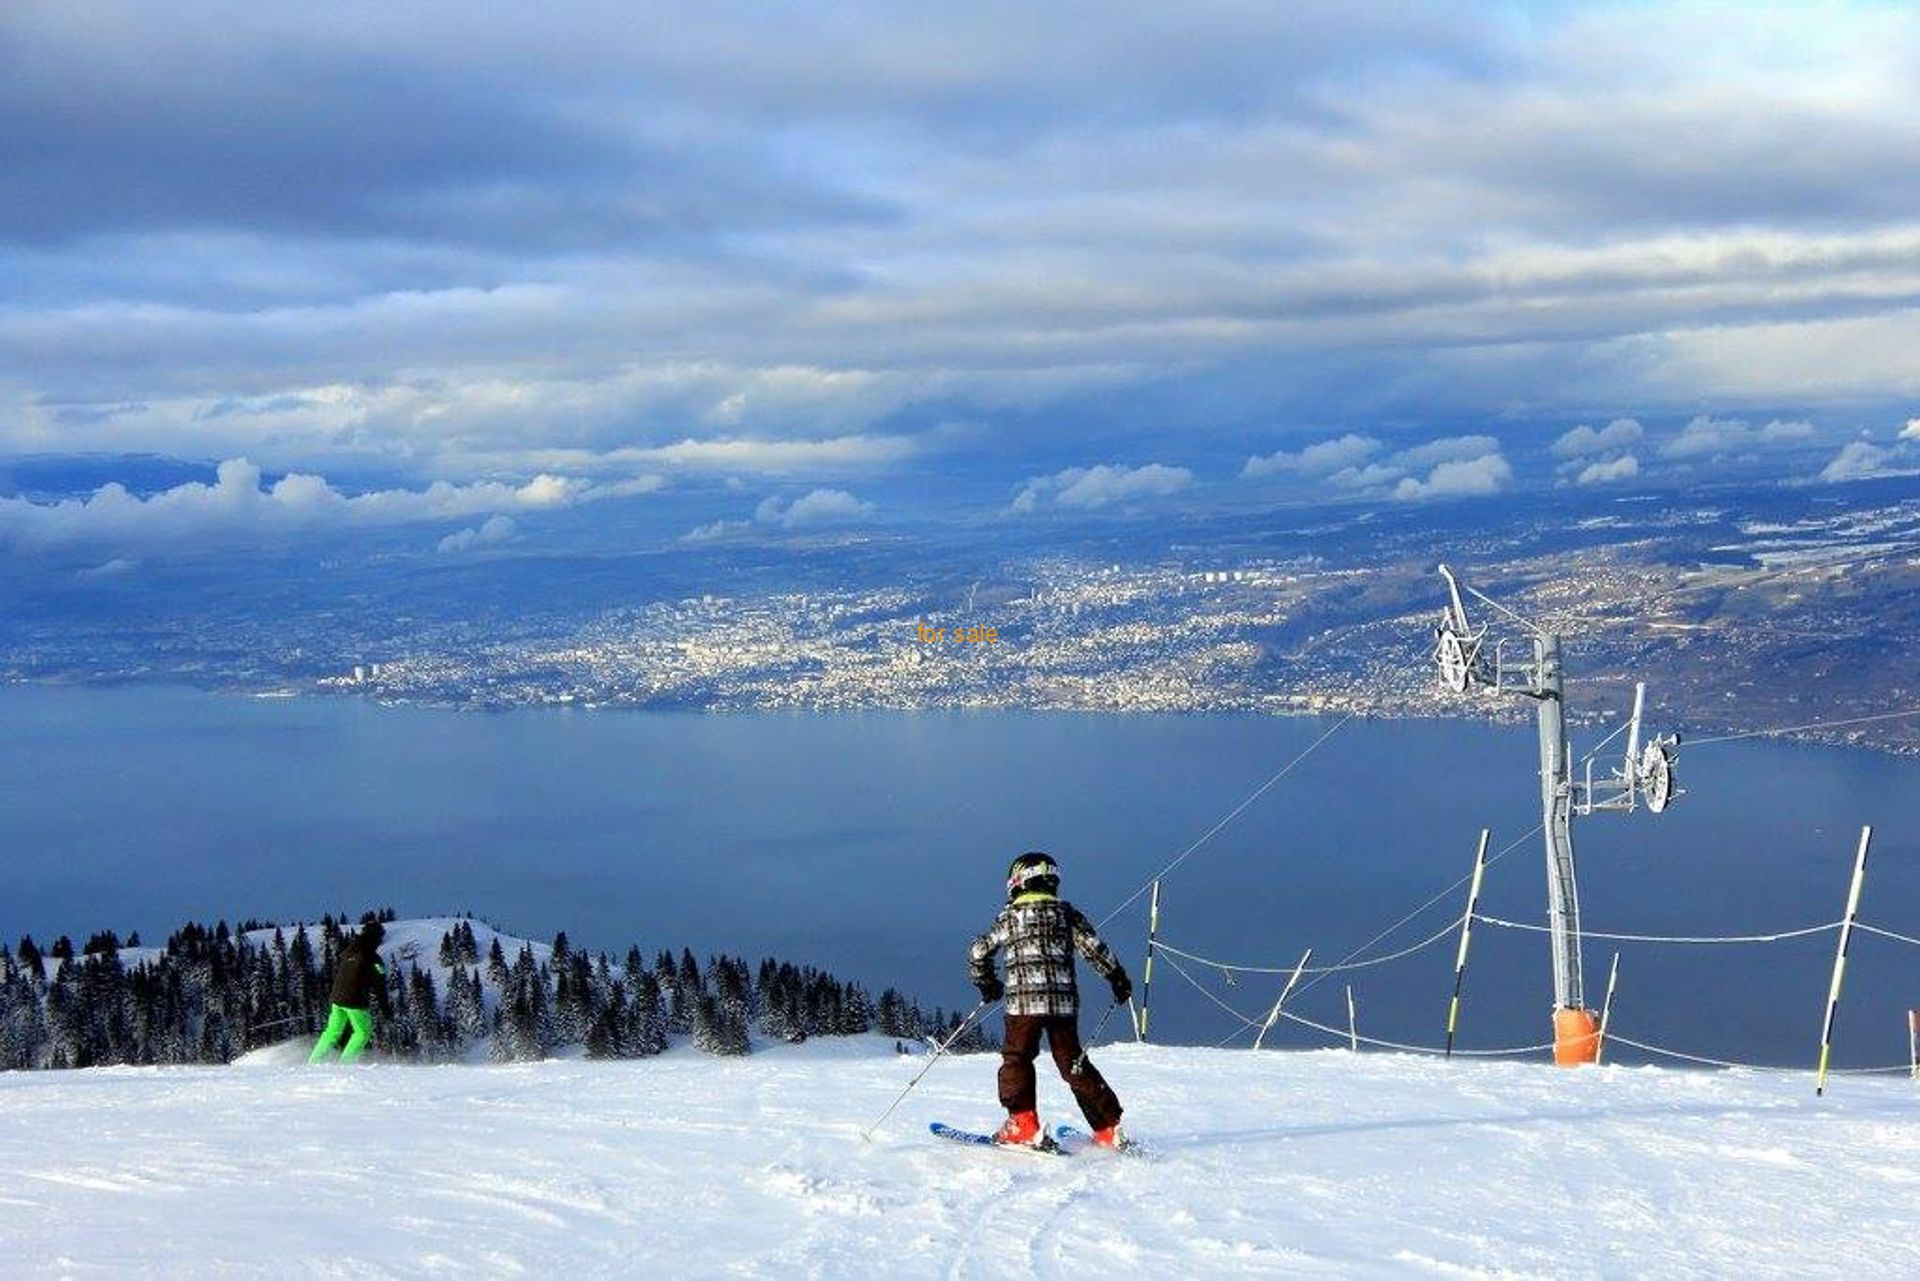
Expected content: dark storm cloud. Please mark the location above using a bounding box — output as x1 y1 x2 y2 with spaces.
1 0 1918 509
0 20 887 252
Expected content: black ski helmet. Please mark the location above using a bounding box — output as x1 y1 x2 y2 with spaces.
1006 851 1060 899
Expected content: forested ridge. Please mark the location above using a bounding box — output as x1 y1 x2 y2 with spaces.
0 912 989 1069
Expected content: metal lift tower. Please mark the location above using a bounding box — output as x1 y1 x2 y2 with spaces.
1432 565 1680 1063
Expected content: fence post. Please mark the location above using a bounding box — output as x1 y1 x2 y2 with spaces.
1445 828 1491 1058
1816 825 1872 1097
1346 985 1359 1052
1137 880 1161 1042
1595 951 1621 1065
1254 948 1312 1051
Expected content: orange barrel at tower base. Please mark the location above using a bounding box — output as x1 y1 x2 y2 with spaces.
1553 1007 1601 1065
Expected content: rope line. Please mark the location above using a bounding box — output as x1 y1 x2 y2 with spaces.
1098 712 1357 930
1856 921 1920 949
1163 950 1551 1059
1474 914 1842 945
1274 1007 1555 1059
1159 953 1263 1032
1155 914 1465 976
1684 705 1920 747
1162 946 1915 1074
1608 1033 1913 1076
1292 823 1542 1001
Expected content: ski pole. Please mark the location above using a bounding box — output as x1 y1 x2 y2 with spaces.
1071 999 1121 1076
861 998 994 1142
248 1015 307 1035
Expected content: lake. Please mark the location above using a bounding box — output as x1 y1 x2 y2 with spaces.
3 683 1916 1069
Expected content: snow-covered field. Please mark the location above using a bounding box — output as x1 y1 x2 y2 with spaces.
4 1036 1918 1278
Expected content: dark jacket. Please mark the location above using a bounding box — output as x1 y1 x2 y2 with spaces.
969 894 1125 1018
330 930 389 1010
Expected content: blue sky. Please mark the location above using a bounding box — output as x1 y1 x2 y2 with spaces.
2 1 1918 553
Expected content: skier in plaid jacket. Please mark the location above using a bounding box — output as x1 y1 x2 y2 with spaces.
968 851 1132 1147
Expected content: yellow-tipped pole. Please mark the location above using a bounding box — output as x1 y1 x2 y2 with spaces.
1137 879 1161 1042
1816 825 1872 1097
1445 829 1491 1058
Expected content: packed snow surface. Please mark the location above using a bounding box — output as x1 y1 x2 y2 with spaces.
5 1035 1919 1278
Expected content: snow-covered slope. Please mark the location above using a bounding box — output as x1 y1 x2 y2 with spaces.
4 1037 1916 1277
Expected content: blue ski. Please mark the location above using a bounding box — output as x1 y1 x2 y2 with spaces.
929 1122 1069 1155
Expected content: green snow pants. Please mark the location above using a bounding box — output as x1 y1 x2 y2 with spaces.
308 1003 374 1064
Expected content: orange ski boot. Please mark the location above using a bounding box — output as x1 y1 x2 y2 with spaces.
992 1110 1042 1146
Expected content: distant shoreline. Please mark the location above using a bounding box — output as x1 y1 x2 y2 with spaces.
4 672 1915 756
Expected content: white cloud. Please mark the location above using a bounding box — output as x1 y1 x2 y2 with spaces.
1326 462 1408 490
616 433 924 473
437 514 517 553
684 485 877 540
1242 434 1380 479
1392 452 1513 501
1552 418 1644 458
1899 417 1920 442
682 517 749 543
0 458 660 553
1011 462 1194 513
1661 415 1818 459
1819 440 1893 482
1391 436 1501 470
1660 415 1745 458
1575 454 1640 485
755 487 875 528
1306 434 1510 496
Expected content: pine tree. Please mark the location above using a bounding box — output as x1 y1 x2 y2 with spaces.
448 966 488 1047
556 952 591 1052
652 950 682 1033
17 936 44 981
486 938 510 988
623 972 668 1056
409 966 447 1061
585 986 623 1060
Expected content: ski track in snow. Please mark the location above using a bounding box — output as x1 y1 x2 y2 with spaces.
3 1038 1919 1278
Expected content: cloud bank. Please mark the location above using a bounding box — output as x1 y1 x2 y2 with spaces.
1011 463 1194 514
1243 434 1381 479
1393 453 1513 501
1575 454 1641 486
1660 416 1817 460
1553 418 1644 458
4 2 1919 489
0 459 660 552
685 486 877 541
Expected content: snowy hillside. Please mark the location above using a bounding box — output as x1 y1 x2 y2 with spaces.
5 1036 1918 1277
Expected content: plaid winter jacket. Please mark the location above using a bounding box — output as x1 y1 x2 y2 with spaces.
969 894 1126 1018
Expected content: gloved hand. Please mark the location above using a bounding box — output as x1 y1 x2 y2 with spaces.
976 976 1004 1003
1109 971 1133 1005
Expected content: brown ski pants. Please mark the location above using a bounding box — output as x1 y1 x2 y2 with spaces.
998 1014 1123 1130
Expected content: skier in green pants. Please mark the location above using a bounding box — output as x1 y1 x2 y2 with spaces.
309 918 391 1064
